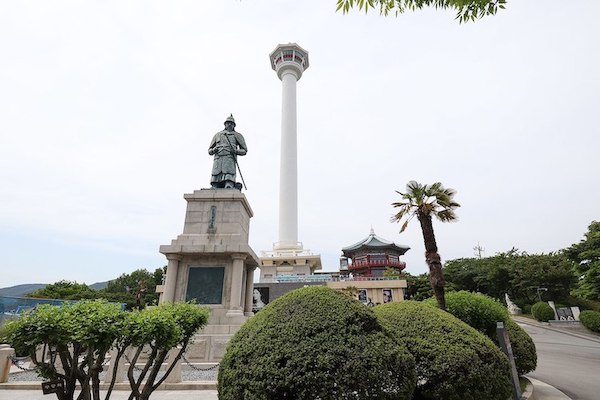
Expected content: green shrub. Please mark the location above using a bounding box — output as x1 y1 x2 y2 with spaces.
425 291 536 376
514 300 532 314
2 300 208 400
580 310 600 333
375 301 511 400
218 286 416 400
426 291 509 337
567 296 600 312
531 301 555 322
504 319 537 375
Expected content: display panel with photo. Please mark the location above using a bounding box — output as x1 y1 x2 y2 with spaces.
358 289 368 303
383 289 393 303
252 287 269 312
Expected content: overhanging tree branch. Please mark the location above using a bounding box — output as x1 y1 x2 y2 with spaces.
336 0 507 22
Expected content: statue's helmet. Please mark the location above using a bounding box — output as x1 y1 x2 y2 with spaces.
224 114 236 127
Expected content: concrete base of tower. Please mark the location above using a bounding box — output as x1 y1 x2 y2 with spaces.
259 246 322 283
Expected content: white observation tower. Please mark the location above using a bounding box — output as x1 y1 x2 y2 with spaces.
259 43 322 282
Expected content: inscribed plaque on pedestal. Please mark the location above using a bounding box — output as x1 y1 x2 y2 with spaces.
186 266 225 304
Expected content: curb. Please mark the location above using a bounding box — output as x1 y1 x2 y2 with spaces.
521 376 534 399
512 316 600 344
527 377 572 400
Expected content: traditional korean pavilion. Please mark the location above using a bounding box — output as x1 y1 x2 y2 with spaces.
341 228 410 277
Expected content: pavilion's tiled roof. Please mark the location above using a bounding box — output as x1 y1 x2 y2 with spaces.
342 228 410 255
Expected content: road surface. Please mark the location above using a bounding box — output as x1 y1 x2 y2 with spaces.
519 321 600 400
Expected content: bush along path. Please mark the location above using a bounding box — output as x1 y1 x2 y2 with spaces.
375 301 512 400
218 286 416 400
425 291 537 375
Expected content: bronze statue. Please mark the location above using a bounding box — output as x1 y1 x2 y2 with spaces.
208 114 247 189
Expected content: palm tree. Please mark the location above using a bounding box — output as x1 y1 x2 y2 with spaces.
392 181 460 310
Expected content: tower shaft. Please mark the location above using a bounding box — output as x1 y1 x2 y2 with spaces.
278 71 299 249
260 43 321 282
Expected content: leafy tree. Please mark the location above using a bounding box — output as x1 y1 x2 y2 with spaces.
337 0 507 23
27 280 100 300
403 272 434 301
564 221 600 301
101 268 165 310
2 300 124 400
392 181 460 310
509 252 576 303
445 250 577 305
114 302 209 400
26 268 166 309
383 266 401 278
340 285 360 298
1 300 208 400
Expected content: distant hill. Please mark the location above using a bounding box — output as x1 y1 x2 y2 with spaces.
0 284 47 297
0 281 108 297
89 281 108 290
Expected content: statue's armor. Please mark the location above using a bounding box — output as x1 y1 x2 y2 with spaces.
209 130 247 187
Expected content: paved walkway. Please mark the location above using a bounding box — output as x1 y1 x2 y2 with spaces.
0 378 570 400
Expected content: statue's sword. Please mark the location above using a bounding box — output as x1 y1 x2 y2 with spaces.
224 133 247 190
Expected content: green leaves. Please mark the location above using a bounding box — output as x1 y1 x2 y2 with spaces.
564 221 600 301
444 252 578 303
375 301 512 400
121 302 209 349
336 0 507 23
579 310 600 333
531 301 555 322
3 299 209 400
27 280 97 300
421 290 536 375
219 286 416 400
26 267 166 310
425 290 509 337
392 180 460 230
503 319 537 375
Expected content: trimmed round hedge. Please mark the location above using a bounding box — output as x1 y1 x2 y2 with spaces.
374 301 511 400
580 310 600 333
425 291 537 375
426 291 509 337
218 286 416 400
531 301 555 322
504 319 537 375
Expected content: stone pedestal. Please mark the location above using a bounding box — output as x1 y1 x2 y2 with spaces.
0 344 14 383
158 189 260 362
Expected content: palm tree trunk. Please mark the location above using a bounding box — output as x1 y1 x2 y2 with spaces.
418 212 446 310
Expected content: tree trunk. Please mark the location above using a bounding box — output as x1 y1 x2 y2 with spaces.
418 212 446 310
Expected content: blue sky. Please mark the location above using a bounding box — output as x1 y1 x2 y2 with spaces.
1 1 599 288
